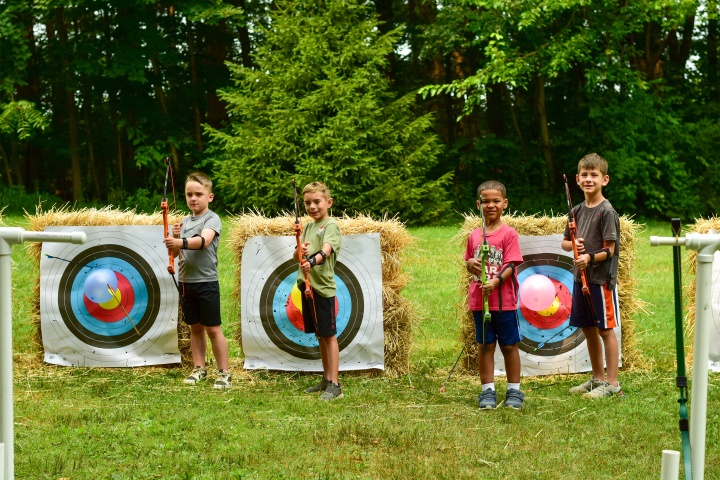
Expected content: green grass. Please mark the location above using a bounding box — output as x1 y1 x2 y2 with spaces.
3 215 719 479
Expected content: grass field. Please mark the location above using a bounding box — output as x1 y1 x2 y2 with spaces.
3 215 719 479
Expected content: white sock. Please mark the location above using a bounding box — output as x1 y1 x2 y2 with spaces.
482 383 495 391
508 383 520 391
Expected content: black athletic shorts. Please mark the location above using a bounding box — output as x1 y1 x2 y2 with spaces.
299 285 337 337
180 281 222 327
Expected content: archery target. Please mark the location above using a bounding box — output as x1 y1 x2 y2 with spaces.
40 226 181 367
493 234 621 376
241 234 383 372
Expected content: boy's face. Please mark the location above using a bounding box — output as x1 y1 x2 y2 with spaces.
476 189 507 222
185 180 213 215
303 191 332 221
576 167 609 195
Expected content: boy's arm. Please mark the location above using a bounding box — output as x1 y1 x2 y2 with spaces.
180 228 216 250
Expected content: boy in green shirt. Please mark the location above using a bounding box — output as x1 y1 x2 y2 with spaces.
294 182 343 400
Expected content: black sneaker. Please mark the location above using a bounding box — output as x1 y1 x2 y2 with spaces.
477 389 497 410
305 377 329 394
504 389 525 409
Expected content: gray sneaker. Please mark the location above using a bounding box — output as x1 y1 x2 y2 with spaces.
305 377 329 394
504 389 525 409
582 381 622 399
213 370 232 390
319 382 344 401
183 366 207 385
568 377 603 394
478 389 497 410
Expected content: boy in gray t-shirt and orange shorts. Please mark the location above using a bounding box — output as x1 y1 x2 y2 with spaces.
562 153 622 399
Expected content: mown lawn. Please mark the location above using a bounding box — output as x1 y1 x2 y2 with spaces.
3 214 718 479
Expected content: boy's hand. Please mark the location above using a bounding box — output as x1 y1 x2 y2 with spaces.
575 237 585 254
574 254 591 270
466 258 484 277
163 236 180 249
171 223 183 238
301 260 311 275
300 241 311 258
481 277 500 295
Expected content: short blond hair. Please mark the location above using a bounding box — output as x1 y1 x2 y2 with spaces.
302 181 331 200
186 172 213 192
578 153 608 176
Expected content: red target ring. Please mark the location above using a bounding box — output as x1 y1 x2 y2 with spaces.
82 273 136 322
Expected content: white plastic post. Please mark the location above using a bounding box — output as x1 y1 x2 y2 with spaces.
661 450 680 480
0 228 86 480
650 231 720 480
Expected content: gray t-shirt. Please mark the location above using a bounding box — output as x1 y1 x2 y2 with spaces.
178 210 222 282
564 199 620 289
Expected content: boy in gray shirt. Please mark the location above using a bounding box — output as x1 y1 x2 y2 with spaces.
164 172 231 389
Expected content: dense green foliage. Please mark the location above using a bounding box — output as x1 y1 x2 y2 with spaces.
208 0 451 222
1 0 719 221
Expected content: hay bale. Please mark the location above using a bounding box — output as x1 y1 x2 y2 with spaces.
453 212 644 374
686 217 720 346
227 212 415 376
26 206 189 364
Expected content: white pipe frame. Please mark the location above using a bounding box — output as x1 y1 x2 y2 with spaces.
0 228 86 480
650 231 720 480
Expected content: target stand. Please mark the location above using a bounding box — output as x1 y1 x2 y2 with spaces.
1 227 87 480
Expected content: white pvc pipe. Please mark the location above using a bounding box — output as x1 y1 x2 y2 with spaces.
651 232 720 480
0 228 86 480
661 450 680 480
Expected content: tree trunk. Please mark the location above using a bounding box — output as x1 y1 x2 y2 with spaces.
187 23 204 152
235 0 253 68
57 6 83 201
535 75 555 190
10 140 24 186
709 1 718 102
0 142 13 187
82 82 102 200
150 56 180 170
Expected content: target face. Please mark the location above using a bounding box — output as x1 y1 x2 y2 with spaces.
241 234 384 372
40 226 181 367
493 234 621 376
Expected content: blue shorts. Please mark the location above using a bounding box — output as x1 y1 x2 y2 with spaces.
569 281 620 330
472 310 522 346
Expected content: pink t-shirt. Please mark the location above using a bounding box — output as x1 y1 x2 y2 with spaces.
464 224 523 311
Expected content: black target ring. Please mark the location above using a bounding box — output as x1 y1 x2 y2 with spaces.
259 258 365 360
57 244 161 348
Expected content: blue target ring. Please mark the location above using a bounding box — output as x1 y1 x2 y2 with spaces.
57 244 161 348
70 258 149 337
271 274 352 348
516 253 584 356
259 258 364 360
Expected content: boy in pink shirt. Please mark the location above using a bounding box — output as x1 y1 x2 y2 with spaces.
464 180 524 409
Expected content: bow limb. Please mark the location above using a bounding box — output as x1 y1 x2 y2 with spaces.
162 157 176 275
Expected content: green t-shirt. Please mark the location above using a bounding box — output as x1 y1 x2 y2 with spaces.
297 217 342 298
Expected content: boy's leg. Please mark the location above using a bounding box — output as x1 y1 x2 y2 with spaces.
206 325 229 372
190 323 208 368
598 327 619 386
499 344 521 384
319 335 339 384
479 343 496 385
583 326 605 380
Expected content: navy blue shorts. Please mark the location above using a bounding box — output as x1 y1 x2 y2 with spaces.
569 281 619 329
180 281 222 327
300 285 337 337
472 310 522 346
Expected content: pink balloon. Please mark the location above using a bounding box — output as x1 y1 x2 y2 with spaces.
519 274 556 311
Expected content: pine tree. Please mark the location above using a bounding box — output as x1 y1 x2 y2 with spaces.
207 0 451 223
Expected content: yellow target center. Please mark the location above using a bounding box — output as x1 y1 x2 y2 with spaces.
536 296 560 316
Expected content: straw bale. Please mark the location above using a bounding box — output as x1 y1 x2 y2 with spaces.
227 212 415 376
686 217 720 345
25 206 189 365
453 212 644 374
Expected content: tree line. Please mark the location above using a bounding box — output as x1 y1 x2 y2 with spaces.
1 0 718 222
